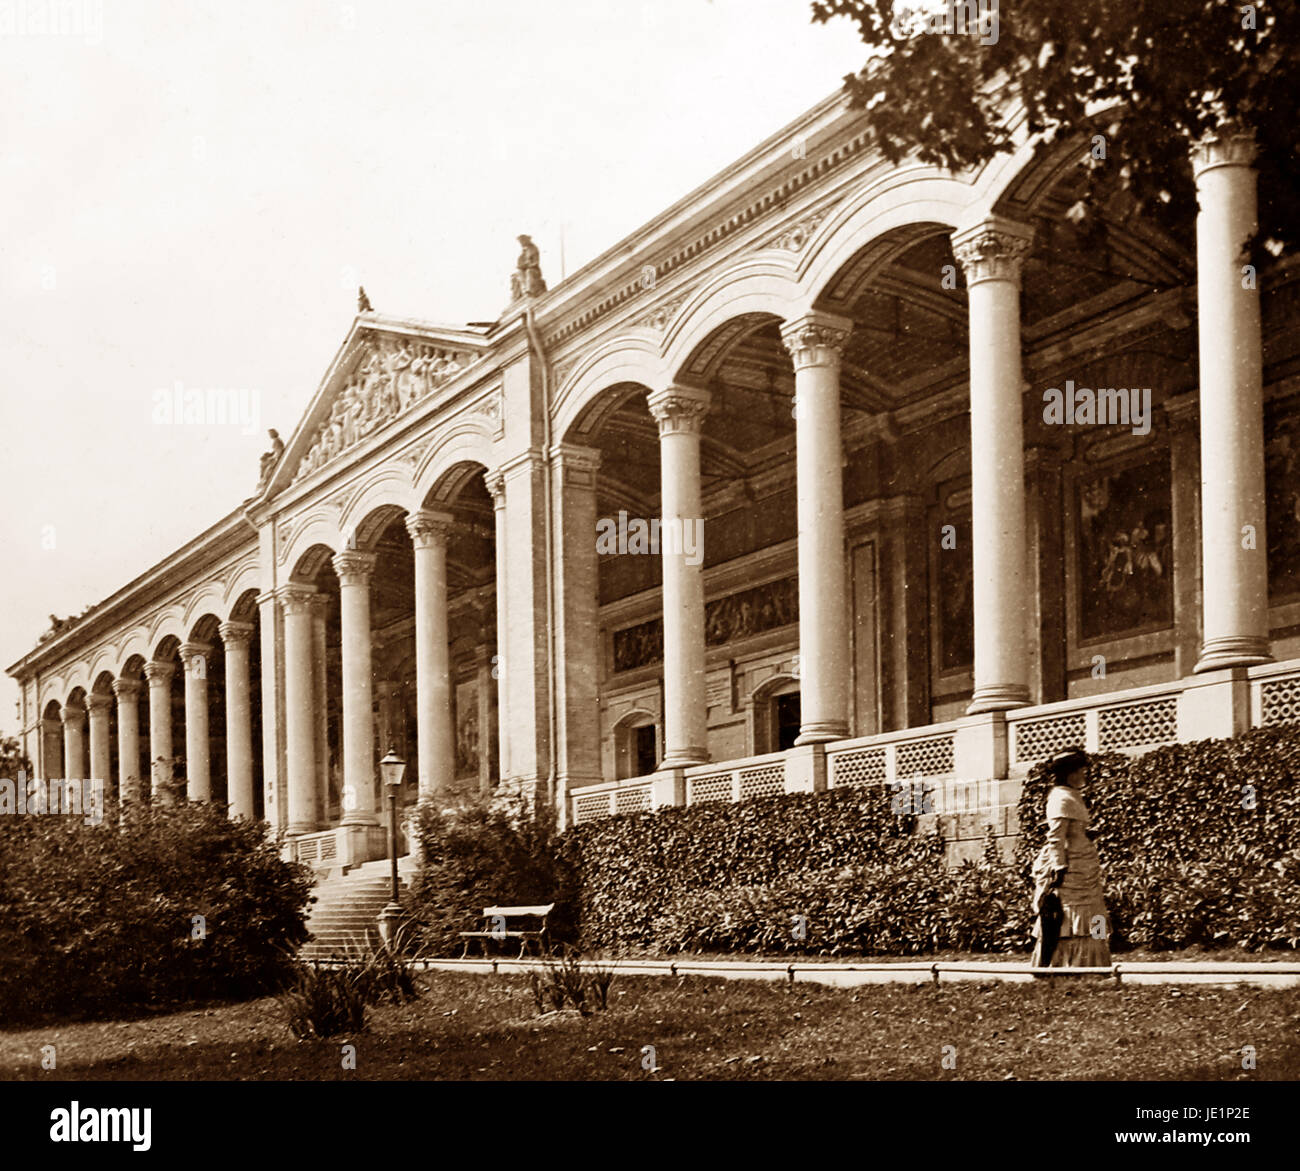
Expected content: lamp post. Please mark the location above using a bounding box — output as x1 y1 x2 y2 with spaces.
377 747 406 945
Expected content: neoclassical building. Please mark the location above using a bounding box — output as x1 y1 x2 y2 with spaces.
10 90 1300 871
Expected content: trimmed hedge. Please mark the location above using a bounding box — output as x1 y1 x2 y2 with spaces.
0 801 313 1025
1016 727 1300 951
407 725 1300 958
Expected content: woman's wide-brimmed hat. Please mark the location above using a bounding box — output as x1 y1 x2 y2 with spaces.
1046 747 1089 781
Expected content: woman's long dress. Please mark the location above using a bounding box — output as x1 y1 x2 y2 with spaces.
1030 784 1111 967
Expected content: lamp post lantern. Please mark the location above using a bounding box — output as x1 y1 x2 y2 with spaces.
377 747 406 944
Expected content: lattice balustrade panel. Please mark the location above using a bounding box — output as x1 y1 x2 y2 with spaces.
1097 697 1177 750
896 735 956 778
1014 714 1087 763
830 747 888 788
574 792 614 824
614 786 652 815
738 765 785 800
687 773 735 804
296 838 319 863
1260 676 1300 727
319 835 338 861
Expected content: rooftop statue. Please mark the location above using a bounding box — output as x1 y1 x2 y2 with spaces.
358 285 373 313
509 234 547 302
256 428 284 491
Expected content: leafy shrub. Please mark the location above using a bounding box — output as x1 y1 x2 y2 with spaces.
1015 727 1300 952
0 800 313 1025
403 795 575 956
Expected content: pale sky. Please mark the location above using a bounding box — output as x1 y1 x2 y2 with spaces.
0 0 866 733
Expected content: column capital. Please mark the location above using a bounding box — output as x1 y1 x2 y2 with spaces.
111 677 142 701
951 216 1034 287
275 583 319 615
143 660 175 685
219 620 255 648
647 385 712 435
60 701 86 724
779 312 853 371
484 468 507 509
1190 121 1257 179
178 641 211 669
405 509 456 549
86 693 112 715
332 549 377 586
307 592 332 618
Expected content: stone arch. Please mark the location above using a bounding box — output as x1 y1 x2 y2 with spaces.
279 507 344 578
221 556 262 618
228 588 261 624
90 669 116 697
611 705 660 780
289 542 339 583
412 424 497 505
337 466 417 548
662 262 803 382
182 582 228 633
551 338 668 445
748 671 802 756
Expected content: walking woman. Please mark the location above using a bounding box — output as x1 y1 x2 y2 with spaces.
1030 748 1111 967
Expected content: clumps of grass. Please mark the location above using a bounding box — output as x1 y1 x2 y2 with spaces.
281 962 367 1039
526 947 618 1018
280 930 420 1038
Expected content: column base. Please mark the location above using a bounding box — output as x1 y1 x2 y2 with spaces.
339 812 380 829
286 821 319 837
1194 636 1272 673
660 749 708 769
794 722 848 746
966 684 1030 715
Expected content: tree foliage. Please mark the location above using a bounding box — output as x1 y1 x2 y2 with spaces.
810 0 1299 255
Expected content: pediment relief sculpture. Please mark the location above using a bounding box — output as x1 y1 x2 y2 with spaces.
293 335 473 483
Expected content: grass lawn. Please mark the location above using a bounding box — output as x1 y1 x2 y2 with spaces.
3 971 1298 1081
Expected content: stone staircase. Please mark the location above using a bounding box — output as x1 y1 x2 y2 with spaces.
300 855 420 961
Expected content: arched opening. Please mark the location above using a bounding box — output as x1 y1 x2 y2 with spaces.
751 673 802 755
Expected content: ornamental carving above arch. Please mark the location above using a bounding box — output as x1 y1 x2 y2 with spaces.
293 332 478 484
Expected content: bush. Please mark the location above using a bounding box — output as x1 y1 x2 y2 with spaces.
403 726 1300 960
1015 727 1300 952
0 800 313 1025
403 795 576 956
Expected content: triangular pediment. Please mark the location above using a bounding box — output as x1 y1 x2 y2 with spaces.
259 314 491 499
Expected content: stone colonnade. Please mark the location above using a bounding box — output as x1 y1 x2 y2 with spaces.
35 127 1273 832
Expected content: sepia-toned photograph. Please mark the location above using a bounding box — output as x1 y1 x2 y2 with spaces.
1 0 1296 1150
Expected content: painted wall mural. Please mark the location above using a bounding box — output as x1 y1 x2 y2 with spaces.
1077 461 1173 641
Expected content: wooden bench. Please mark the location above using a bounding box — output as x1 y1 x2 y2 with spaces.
459 904 555 958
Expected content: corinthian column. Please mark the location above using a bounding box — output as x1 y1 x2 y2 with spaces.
112 678 142 804
179 641 211 801
1192 124 1271 670
86 694 111 786
333 550 379 826
406 510 455 802
647 385 711 767
278 585 319 835
144 660 175 802
220 621 255 819
952 216 1034 713
61 701 86 781
781 312 854 742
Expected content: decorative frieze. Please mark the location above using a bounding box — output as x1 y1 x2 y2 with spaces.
293 333 475 483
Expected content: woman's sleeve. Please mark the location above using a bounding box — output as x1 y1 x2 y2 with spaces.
1044 817 1069 870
